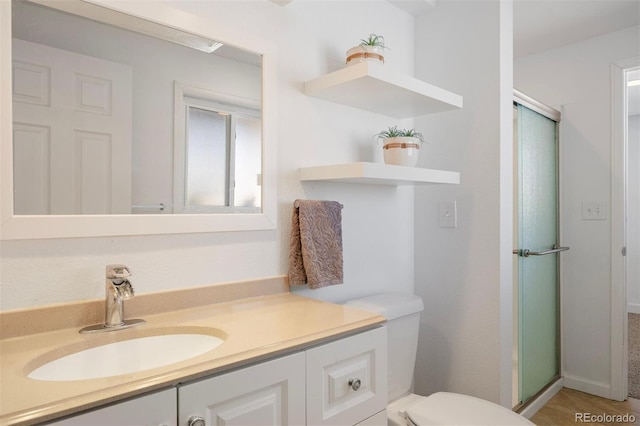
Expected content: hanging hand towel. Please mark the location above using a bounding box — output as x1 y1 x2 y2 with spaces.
289 199 343 289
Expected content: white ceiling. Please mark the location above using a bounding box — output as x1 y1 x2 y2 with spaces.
513 0 640 58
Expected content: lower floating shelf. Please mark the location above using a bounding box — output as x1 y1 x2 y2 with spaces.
299 162 460 186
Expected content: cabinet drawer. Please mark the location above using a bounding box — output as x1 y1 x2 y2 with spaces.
306 326 387 426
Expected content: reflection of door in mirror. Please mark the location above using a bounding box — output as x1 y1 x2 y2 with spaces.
174 83 261 214
12 39 132 215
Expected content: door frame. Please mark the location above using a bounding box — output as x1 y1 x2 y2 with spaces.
610 56 639 401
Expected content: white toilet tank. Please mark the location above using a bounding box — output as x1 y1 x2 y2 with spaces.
344 293 424 402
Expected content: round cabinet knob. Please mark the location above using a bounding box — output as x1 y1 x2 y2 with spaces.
187 416 206 426
348 378 362 391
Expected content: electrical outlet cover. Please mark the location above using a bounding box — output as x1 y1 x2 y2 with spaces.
582 201 606 220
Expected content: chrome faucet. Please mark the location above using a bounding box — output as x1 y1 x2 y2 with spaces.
105 264 135 327
80 264 145 333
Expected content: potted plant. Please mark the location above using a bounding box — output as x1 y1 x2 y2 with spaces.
375 126 424 167
346 33 387 66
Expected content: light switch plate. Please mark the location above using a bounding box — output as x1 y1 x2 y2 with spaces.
439 201 457 228
582 201 606 220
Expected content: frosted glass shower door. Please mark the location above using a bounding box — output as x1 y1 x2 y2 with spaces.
516 104 561 405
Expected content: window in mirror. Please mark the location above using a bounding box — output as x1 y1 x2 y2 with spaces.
174 83 261 214
186 105 230 209
234 114 262 208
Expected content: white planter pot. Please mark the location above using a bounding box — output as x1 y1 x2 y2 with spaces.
346 45 385 66
382 137 421 167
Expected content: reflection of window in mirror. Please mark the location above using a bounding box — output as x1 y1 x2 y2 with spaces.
174 83 262 214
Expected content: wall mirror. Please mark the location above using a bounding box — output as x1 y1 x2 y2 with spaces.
0 0 277 239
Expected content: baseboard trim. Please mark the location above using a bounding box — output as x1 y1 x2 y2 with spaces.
564 374 611 399
628 304 640 314
519 378 564 419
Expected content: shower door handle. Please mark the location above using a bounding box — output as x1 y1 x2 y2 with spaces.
513 245 569 257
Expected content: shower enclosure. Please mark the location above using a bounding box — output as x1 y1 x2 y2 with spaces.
513 91 567 408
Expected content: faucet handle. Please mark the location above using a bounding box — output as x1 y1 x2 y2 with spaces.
106 264 132 279
114 278 135 299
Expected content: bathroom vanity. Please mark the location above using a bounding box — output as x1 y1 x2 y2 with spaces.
0 291 387 425
46 327 386 426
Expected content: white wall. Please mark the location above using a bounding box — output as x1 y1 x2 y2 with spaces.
515 26 640 397
412 0 509 404
0 1 417 310
629 114 640 313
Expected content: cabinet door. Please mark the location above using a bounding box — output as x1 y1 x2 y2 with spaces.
178 352 305 426
306 327 387 426
46 388 177 426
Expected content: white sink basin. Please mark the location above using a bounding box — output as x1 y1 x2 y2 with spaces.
28 328 225 381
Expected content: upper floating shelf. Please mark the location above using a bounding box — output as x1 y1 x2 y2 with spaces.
299 162 460 186
304 62 463 118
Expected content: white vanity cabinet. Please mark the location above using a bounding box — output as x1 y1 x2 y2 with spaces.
43 327 386 426
178 352 306 426
46 388 177 425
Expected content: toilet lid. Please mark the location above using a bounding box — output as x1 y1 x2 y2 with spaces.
405 392 534 425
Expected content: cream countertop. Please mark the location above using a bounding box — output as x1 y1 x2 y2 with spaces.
0 293 385 425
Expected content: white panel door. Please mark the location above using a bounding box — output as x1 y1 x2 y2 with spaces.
12 39 132 214
178 352 306 426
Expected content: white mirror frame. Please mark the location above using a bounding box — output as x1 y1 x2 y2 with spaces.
0 0 277 240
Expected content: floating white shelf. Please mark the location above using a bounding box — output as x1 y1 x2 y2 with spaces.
304 62 463 118
299 162 460 186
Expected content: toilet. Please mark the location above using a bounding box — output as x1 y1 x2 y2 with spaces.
344 293 533 426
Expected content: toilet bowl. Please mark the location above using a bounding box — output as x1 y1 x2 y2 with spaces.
344 293 533 426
